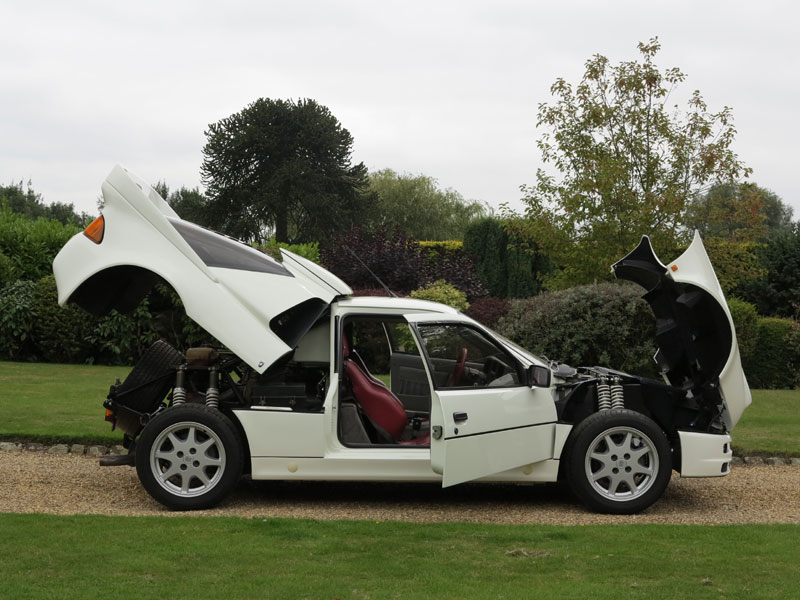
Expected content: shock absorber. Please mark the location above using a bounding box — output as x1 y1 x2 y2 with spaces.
610 376 625 409
205 367 220 410
596 378 611 411
172 365 187 406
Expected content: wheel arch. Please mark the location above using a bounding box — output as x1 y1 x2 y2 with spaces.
222 408 253 476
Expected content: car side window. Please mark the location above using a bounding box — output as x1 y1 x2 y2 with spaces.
415 324 522 389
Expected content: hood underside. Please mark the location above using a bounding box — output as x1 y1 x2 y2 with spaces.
612 233 750 429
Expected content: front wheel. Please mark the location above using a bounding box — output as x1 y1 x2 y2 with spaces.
135 405 243 510
564 409 671 514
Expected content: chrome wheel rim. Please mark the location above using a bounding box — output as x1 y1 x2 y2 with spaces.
149 421 226 498
584 426 658 502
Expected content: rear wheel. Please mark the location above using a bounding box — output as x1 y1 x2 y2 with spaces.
135 404 243 510
565 409 671 514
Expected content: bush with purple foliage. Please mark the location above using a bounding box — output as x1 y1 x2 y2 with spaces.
321 227 485 298
465 297 511 329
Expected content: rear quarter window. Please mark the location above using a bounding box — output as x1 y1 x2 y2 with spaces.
170 219 292 276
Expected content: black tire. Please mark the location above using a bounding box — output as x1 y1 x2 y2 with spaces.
135 404 243 510
564 409 671 514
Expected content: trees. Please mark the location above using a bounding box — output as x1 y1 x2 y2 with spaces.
1 181 88 226
462 218 548 298
513 38 751 288
685 182 793 242
740 224 800 319
153 180 211 226
200 98 371 244
366 169 488 240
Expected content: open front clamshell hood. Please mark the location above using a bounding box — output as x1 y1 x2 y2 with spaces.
53 165 352 374
612 233 751 430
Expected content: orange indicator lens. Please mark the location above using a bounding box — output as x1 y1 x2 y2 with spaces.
84 215 105 244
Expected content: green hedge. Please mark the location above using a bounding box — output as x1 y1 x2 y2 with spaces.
727 297 759 362
743 317 800 389
0 208 80 285
462 218 548 299
497 282 658 377
0 280 38 360
0 275 213 365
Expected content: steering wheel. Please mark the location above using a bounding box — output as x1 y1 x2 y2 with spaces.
446 347 468 387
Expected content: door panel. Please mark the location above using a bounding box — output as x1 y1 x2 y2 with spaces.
438 422 556 487
409 319 558 486
430 387 557 486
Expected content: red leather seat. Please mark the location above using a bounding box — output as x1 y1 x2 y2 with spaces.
344 359 408 439
343 337 429 445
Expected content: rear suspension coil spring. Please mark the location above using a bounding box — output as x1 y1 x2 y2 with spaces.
205 368 220 410
610 377 625 409
172 366 187 406
596 379 611 411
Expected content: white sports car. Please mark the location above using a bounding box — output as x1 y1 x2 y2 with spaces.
53 165 751 514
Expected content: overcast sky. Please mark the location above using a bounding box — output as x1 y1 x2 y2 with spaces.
2 0 798 219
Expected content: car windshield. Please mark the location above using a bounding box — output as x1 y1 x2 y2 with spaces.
492 331 545 366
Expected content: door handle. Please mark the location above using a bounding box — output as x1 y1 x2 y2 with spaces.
453 411 468 423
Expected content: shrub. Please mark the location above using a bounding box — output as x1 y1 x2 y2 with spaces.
739 224 800 318
462 218 548 298
322 227 484 298
743 317 800 389
256 239 320 264
787 324 800 388
727 297 759 362
419 245 486 299
0 250 13 289
321 227 424 293
30 275 94 363
497 282 657 376
465 297 510 329
419 240 463 253
0 208 80 281
463 218 508 296
84 303 160 365
0 279 38 360
409 280 470 312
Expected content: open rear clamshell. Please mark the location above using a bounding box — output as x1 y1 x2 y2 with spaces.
612 233 751 430
54 165 352 375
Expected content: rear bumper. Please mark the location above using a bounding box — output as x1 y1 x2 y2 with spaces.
678 430 733 477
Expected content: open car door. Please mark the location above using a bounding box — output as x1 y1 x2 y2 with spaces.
407 314 558 487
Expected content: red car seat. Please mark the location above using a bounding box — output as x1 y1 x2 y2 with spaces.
343 336 429 445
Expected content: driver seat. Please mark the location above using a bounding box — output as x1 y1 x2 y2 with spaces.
343 338 429 446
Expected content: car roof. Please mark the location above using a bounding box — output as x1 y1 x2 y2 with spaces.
336 295 461 315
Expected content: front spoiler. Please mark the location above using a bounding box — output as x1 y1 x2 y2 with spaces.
678 430 733 477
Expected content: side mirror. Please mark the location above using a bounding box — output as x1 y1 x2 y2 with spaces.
527 365 551 388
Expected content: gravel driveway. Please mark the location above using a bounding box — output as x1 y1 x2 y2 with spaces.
1 451 798 524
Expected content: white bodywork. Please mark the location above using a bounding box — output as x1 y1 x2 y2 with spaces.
666 232 752 429
53 165 351 374
53 166 751 492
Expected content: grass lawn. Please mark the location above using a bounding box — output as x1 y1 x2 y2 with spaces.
1 361 798 455
0 514 797 600
730 389 800 456
0 361 132 444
